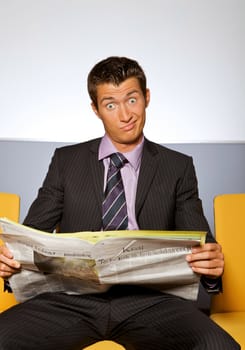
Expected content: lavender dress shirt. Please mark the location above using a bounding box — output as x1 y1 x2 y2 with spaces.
99 134 144 230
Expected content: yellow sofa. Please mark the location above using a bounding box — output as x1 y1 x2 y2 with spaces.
210 194 245 349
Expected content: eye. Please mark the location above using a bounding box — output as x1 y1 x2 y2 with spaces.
128 97 137 104
106 103 115 110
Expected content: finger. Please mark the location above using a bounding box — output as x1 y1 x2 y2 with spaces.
192 243 222 253
189 258 224 269
0 261 21 277
0 245 14 259
190 265 224 278
188 258 224 277
186 251 224 264
0 268 20 278
0 253 20 269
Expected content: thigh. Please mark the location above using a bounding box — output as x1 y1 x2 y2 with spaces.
0 292 110 350
110 293 240 350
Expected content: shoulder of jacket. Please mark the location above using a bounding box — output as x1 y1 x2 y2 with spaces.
144 138 192 161
54 138 102 155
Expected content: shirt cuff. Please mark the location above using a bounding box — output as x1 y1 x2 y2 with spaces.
201 275 222 294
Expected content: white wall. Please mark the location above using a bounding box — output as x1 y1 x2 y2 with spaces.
1 0 245 143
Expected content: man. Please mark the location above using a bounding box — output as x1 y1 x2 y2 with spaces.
0 57 240 349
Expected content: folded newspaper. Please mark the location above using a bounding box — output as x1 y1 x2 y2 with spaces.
0 218 206 302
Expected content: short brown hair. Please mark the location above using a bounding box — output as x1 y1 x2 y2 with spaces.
87 56 147 109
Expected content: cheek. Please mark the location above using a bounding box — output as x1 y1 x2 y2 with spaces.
134 102 146 114
137 106 146 121
101 115 118 131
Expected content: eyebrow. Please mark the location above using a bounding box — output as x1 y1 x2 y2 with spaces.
100 90 140 104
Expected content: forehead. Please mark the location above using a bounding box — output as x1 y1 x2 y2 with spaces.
96 77 142 102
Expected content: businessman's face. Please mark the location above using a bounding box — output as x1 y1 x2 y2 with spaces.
92 77 150 152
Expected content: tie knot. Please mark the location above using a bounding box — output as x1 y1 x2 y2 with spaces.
110 153 128 169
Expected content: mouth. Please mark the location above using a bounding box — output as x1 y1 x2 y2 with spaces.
121 121 136 132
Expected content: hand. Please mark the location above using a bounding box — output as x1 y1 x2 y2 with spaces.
0 244 21 278
186 243 224 278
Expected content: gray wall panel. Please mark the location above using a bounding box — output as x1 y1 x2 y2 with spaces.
1 141 244 230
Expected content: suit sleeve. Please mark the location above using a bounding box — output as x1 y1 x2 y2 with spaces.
174 157 212 238
23 149 64 232
174 157 222 293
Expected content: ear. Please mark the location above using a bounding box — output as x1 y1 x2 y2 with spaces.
91 102 101 119
145 88 150 107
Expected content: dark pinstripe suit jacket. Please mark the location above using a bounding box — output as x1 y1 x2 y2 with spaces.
24 137 213 242
24 137 221 292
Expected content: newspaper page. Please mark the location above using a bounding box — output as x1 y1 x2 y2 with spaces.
0 218 206 302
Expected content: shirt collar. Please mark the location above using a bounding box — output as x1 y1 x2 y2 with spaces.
99 134 144 171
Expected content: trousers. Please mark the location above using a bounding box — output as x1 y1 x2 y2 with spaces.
0 286 240 350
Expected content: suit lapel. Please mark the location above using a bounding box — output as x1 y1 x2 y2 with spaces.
136 139 159 216
89 139 105 210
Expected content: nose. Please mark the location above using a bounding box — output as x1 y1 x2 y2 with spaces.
119 103 132 122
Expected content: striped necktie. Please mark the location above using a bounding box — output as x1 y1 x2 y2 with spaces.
102 153 128 231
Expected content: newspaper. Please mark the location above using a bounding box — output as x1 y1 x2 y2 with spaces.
0 218 206 302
